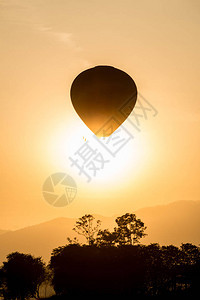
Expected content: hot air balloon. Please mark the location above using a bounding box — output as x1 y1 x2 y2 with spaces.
70 65 137 137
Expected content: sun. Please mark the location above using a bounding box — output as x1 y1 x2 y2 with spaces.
46 116 150 187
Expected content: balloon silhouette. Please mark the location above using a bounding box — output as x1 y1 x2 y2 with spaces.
70 65 137 137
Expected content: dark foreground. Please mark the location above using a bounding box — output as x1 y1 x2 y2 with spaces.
47 244 200 299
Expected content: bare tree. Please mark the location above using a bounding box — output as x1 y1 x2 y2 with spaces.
73 214 101 245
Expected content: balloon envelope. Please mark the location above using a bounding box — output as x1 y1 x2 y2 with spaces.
70 65 137 137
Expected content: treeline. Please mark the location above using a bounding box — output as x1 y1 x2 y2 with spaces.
50 243 200 298
0 214 200 299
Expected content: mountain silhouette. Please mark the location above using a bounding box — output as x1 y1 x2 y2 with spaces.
0 200 199 265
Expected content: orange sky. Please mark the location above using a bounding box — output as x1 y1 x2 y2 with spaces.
0 0 200 230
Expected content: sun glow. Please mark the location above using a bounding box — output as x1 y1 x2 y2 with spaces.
46 116 150 187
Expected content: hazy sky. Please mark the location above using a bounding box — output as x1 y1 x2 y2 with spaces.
0 0 200 230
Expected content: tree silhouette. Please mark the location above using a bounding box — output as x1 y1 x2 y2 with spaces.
73 214 101 245
0 252 46 300
179 243 200 293
93 213 147 246
66 236 80 245
180 243 200 264
95 229 117 246
49 244 146 297
0 268 5 299
115 213 147 245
